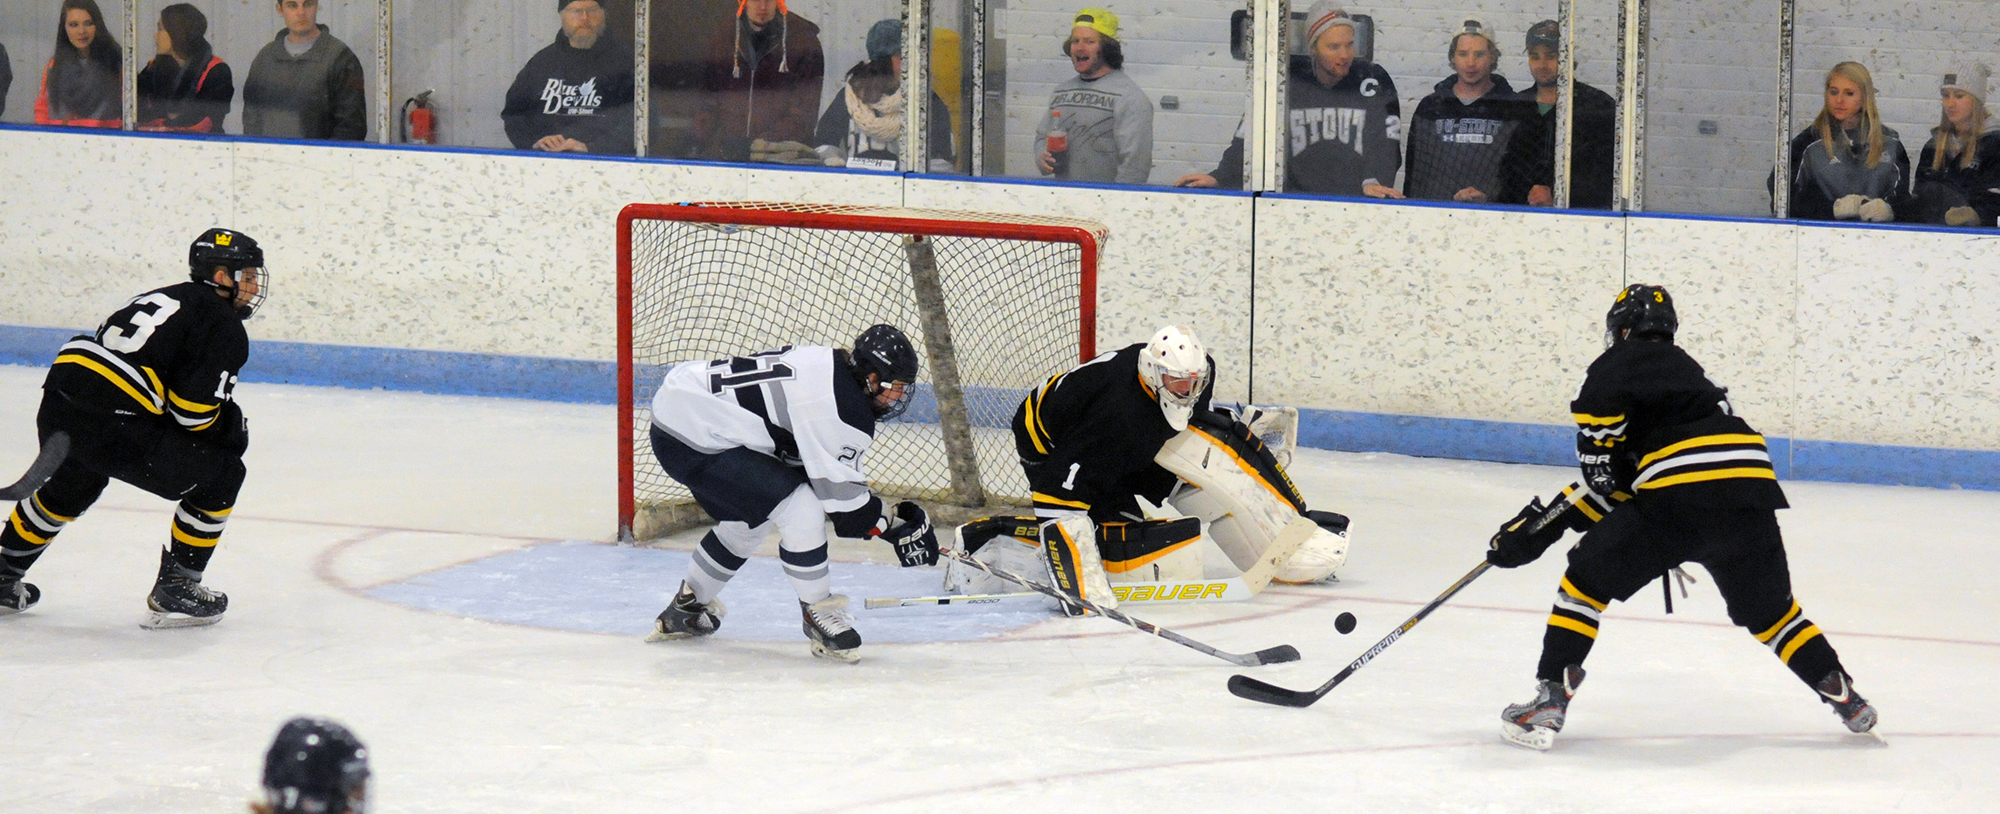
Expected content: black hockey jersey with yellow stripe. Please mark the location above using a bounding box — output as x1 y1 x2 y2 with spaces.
1570 340 1786 509
1011 343 1215 516
44 281 247 433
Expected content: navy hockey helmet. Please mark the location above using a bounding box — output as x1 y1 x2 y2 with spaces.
851 324 921 420
189 227 269 320
1604 284 1677 347
261 717 370 814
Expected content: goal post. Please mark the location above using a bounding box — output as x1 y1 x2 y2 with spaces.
617 202 1110 542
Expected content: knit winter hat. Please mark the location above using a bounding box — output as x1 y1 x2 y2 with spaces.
1302 2 1356 49
1072 8 1118 40
1943 61 1991 106
557 0 598 10
1526 19 1560 51
867 18 901 61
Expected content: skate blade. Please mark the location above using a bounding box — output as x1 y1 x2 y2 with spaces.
1501 722 1556 752
141 610 223 629
809 641 861 663
644 628 713 643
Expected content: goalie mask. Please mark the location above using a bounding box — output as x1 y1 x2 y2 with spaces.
1138 324 1209 431
262 717 370 814
1604 284 1677 348
189 227 268 320
850 323 921 420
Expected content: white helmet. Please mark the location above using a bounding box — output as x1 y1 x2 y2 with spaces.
1138 324 1209 431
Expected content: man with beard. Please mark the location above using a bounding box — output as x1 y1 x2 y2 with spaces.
1035 7 1154 185
503 0 635 155
1516 20 1616 209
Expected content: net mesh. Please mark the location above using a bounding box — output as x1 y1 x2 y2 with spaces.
623 203 1104 535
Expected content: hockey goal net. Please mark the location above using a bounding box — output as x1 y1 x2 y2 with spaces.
618 202 1109 541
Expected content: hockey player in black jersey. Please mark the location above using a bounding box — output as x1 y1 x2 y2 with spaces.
1 228 265 628
1485 285 1876 750
643 324 939 662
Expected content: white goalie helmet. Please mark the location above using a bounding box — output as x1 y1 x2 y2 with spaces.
1138 324 1210 431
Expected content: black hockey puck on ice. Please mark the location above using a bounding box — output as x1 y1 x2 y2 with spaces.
1334 612 1357 634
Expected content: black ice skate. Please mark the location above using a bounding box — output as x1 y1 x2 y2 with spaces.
646 582 725 642
1501 664 1585 751
1815 670 1878 735
143 549 227 629
0 572 39 615
800 594 862 663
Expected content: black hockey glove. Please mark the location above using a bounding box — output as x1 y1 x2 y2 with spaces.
209 400 249 456
1487 496 1569 568
882 501 938 567
1576 434 1635 497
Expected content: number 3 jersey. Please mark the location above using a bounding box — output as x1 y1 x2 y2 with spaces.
1570 340 1786 509
649 345 879 518
44 281 247 431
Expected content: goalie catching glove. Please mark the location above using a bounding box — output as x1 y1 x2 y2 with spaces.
882 501 938 567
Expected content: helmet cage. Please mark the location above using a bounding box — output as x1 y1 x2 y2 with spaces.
1138 325 1209 431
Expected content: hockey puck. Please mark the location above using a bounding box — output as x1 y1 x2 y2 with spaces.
1334 612 1357 634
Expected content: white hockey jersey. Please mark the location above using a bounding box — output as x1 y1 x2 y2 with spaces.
650 345 879 517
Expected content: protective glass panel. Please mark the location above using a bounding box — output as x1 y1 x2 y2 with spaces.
1369 4 1621 207
1777 1 1995 227
645 0 902 167
394 0 635 153
2 0 130 127
976 1 1246 188
1644 0 1780 217
121 0 377 139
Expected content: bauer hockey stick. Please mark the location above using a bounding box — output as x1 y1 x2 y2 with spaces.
863 591 1039 609
943 550 1301 667
1226 488 1588 707
0 432 70 502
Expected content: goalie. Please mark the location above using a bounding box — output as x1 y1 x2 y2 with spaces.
944 325 1350 606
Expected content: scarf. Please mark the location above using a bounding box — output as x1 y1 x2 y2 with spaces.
845 85 904 142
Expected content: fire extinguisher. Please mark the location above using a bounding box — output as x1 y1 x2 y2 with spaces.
401 89 436 145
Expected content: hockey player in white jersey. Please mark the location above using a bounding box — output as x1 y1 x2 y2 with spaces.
643 324 939 662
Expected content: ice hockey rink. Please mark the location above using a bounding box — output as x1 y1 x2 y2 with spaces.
3 364 1997 814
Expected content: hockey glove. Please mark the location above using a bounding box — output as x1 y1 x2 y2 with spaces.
882 501 938 567
209 400 249 456
1487 496 1569 568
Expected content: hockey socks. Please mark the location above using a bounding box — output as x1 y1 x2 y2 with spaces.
1752 599 1843 689
169 500 232 574
2 493 74 576
1537 575 1609 682
685 530 747 605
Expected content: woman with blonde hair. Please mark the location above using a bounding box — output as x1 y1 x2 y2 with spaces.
1913 62 1998 227
1777 61 1911 222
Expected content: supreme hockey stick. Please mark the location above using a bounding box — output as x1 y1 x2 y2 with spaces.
0 432 70 502
863 591 1038 609
943 550 1301 667
1226 488 1588 707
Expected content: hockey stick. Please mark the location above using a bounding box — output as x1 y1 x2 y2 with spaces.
863 591 1038 609
942 550 1301 667
1226 488 1588 707
0 432 70 502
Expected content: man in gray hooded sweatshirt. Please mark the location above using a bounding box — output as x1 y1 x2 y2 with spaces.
242 0 365 140
1034 8 1153 185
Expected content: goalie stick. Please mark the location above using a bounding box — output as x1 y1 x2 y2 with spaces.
0 432 70 502
863 591 1038 609
942 549 1301 667
1225 488 1587 707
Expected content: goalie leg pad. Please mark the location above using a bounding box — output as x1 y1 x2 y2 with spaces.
1099 518 1204 583
1157 429 1308 575
1040 515 1116 613
943 517 1042 595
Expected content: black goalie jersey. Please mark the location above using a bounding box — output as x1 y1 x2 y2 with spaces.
1011 343 1215 521
44 281 247 432
1570 340 1786 509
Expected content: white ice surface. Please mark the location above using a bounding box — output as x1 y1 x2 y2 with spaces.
2 364 1997 813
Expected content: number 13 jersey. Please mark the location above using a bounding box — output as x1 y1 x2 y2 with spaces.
45 281 247 430
649 345 879 517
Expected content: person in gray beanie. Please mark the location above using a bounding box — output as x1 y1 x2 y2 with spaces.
1913 61 1998 227
811 18 956 172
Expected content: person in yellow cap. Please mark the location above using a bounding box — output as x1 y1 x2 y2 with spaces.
1034 7 1153 185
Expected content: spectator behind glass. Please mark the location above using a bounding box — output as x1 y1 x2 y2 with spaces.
138 4 234 133
1913 62 1998 227
1775 62 1911 223
34 0 122 128
242 0 367 140
503 0 635 155
812 19 955 173
1403 20 1539 204
1034 8 1154 185
1517 20 1615 208
681 0 825 162
1177 2 1401 196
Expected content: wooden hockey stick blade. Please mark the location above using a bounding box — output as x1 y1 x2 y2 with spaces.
1224 489 1590 707
862 591 1038 609
0 432 70 501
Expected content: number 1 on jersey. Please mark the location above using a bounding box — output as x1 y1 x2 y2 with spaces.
1062 462 1081 490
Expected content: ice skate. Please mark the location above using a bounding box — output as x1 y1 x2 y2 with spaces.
800 594 862 663
142 549 227 629
646 582 725 642
1501 664 1585 751
1815 670 1878 735
0 573 39 615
